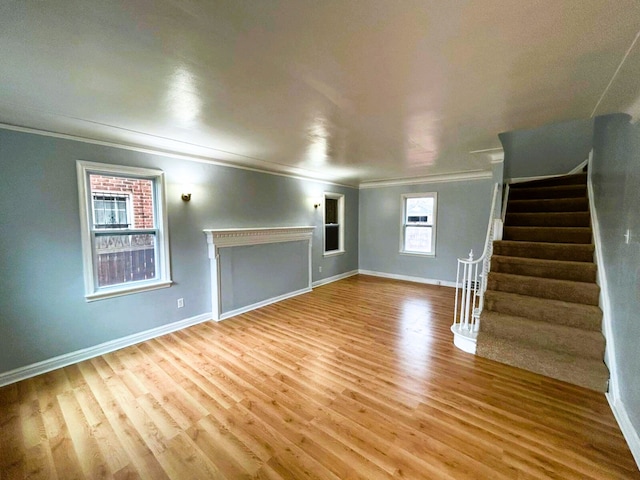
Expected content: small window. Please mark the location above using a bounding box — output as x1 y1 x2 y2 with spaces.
92 193 131 229
401 193 437 256
324 193 344 255
77 161 172 301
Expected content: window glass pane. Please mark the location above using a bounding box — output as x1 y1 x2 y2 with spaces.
404 226 432 253
89 174 155 229
94 233 157 287
325 198 338 224
405 197 433 225
325 224 340 251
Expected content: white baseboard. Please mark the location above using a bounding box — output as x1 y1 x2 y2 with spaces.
312 269 359 288
509 174 561 185
569 158 589 174
0 312 213 387
607 394 640 470
218 287 312 321
509 158 589 185
358 269 457 288
587 165 620 401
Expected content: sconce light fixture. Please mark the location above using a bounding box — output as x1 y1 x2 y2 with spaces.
181 191 192 202
314 201 322 209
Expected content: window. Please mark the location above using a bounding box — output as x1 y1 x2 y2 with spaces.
324 192 344 255
76 161 172 300
401 193 437 256
92 193 131 228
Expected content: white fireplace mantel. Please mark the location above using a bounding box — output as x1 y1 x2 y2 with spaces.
203 226 315 320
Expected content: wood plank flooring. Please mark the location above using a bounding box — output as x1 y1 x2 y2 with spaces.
0 274 638 479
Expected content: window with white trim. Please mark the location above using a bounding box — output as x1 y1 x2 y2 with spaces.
76 161 172 301
324 192 344 255
401 193 437 256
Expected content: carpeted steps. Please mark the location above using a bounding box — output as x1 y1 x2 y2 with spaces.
503 226 592 243
490 256 596 283
487 272 600 305
493 240 594 262
477 173 609 392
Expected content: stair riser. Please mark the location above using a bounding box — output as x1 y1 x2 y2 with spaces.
503 227 592 244
487 274 600 305
507 198 589 213
493 242 594 262
484 292 602 331
491 259 596 283
505 212 591 227
481 316 605 360
509 186 586 200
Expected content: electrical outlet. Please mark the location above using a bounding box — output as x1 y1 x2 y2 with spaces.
177 298 184 308
319 266 322 273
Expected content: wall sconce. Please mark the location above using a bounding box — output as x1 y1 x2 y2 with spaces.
314 201 322 209
181 192 191 202
313 196 323 209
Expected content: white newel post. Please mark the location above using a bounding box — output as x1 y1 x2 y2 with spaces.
203 226 315 322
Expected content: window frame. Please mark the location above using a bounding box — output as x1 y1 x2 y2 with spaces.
76 160 172 301
400 192 437 257
323 192 345 256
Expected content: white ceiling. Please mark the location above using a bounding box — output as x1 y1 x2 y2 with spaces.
1 0 640 186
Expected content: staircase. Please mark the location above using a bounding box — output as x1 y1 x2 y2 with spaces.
476 172 610 392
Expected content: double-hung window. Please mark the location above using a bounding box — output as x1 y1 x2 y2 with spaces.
324 193 344 255
401 193 437 256
77 161 172 300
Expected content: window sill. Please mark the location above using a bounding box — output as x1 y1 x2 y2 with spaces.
323 250 345 258
85 280 172 302
400 251 435 258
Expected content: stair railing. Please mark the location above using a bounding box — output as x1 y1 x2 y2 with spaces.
451 182 503 353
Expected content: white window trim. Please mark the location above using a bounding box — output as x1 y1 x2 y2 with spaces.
400 192 437 257
76 160 172 301
323 192 345 256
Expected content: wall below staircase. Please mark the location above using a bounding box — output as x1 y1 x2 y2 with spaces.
591 113 640 466
500 118 594 179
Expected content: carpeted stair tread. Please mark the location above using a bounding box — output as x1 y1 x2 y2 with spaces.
487 272 600 305
507 197 589 213
476 332 609 392
480 311 605 360
510 173 587 189
476 333 609 391
508 184 586 200
493 241 594 262
505 212 590 227
484 290 602 331
503 226 592 244
491 255 596 283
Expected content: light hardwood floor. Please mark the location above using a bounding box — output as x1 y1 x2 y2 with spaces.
0 275 638 479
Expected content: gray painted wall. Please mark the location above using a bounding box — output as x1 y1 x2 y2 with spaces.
591 113 640 435
358 179 494 283
0 128 358 372
220 241 309 313
500 118 594 180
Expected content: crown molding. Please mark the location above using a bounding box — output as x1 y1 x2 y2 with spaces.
0 123 357 188
359 170 492 189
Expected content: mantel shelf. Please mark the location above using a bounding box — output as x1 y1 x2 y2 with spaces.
203 226 315 253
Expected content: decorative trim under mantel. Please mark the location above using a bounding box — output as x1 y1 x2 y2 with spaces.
203 226 315 321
